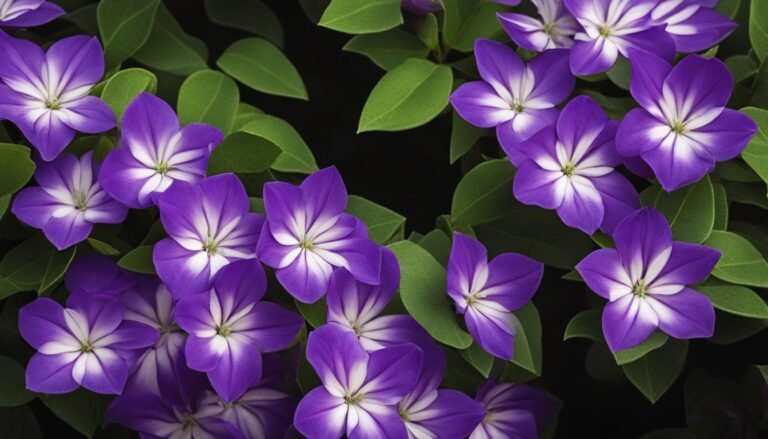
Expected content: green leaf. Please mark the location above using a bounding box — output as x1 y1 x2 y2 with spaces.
133 4 209 76
450 111 487 164
442 0 505 52
0 235 76 300
389 241 473 349
510 302 543 375
97 0 160 67
177 70 239 134
358 59 452 132
100 68 157 121
0 355 35 407
697 282 768 319
704 230 768 288
0 405 42 439
652 175 714 243
563 308 602 341
580 90 637 119
417 13 439 51
64 3 98 35
217 38 308 100
710 311 767 344
712 183 728 230
741 107 768 185
346 195 405 244
319 0 402 35
295 298 327 328
722 181 768 208
0 143 35 197
750 0 768 62
233 103 265 132
726 55 758 83
717 0 742 18
418 229 452 266
204 0 283 46
239 116 318 174
118 245 156 274
451 159 517 226
343 29 429 71
460 343 494 378
614 332 669 366
39 245 77 295
474 206 595 270
41 389 112 438
208 132 281 175
606 57 631 90
622 338 688 403
87 238 121 256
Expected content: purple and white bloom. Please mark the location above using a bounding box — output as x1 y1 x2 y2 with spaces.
0 33 116 161
0 0 64 27
154 173 264 298
498 0 580 51
257 166 382 304
100 93 223 209
398 345 485 438
470 380 560 439
576 207 720 352
175 259 303 402
651 0 736 53
513 96 639 235
12 152 128 250
294 323 423 439
327 247 432 352
401 0 442 15
616 50 758 191
447 233 543 360
563 0 675 75
450 40 574 165
64 253 139 297
18 293 158 394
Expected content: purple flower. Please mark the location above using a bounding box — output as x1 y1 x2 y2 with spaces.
651 0 736 52
576 207 720 352
401 0 442 15
257 166 382 304
12 152 128 250
447 233 543 360
0 33 115 160
513 96 639 235
18 293 158 394
450 40 574 165
64 253 139 297
327 247 432 351
563 0 675 75
100 93 223 209
175 259 303 402
498 0 580 52
470 380 560 439
399 345 485 438
294 323 423 439
154 173 264 298
616 50 757 191
0 0 63 27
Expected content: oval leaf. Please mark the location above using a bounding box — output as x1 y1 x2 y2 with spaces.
622 338 688 403
239 116 318 174
204 0 283 46
178 70 240 134
97 0 160 67
118 245 156 274
346 195 405 244
704 230 768 287
697 282 768 319
653 175 715 243
451 159 516 226
207 133 281 175
319 0 402 35
100 68 158 121
0 143 35 197
343 29 429 71
0 355 35 407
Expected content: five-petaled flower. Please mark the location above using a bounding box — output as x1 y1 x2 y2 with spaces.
100 92 223 209
651 0 736 53
0 0 64 27
12 152 128 250
470 380 560 438
0 33 116 161
447 232 544 360
450 39 574 165
576 207 720 352
498 0 580 52
257 166 382 303
617 50 758 191
19 293 158 394
513 95 640 235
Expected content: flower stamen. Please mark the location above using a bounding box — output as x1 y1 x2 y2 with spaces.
632 279 648 298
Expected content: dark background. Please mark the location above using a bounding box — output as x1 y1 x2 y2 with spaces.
18 0 768 438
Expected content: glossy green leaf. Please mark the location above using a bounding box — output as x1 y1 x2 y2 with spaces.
87 238 121 256
652 175 714 243
417 13 439 51
0 355 35 407
450 111 487 164
389 240 473 349
232 103 265 132
97 0 160 67
710 311 768 344
460 343 494 378
295 298 327 329
319 0 402 34
614 332 669 366
208 132 281 175
0 235 76 300
704 230 768 287
511 302 543 375
204 0 283 46
100 68 158 121
358 59 452 132
606 57 631 90
726 55 758 83
442 0 505 52
741 107 768 186
41 389 112 438
697 282 768 319
418 229 452 266
451 159 517 226
563 308 602 341
239 116 318 174
178 70 240 134
217 38 308 100
347 195 405 244
712 183 728 230
0 143 35 197
622 338 688 403
750 0 768 61
343 29 429 71
118 245 156 274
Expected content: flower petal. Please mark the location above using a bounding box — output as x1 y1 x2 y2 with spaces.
647 288 715 339
294 387 347 439
602 295 659 352
576 248 633 300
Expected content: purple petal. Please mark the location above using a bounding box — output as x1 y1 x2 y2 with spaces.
207 339 262 402
18 298 69 350
556 95 610 159
0 31 45 93
666 8 737 53
294 387 347 439
483 252 543 311
46 36 104 92
98 146 154 208
77 349 129 394
58 96 116 133
450 81 514 128
576 248 632 300
197 174 250 233
648 288 715 339
300 166 348 223
498 13 551 52
612 207 673 281
497 108 559 161
569 38 619 76
474 39 525 99
526 49 574 107
236 302 303 352
447 232 488 307
602 294 659 352
11 187 63 229
106 392 179 435
664 54 733 112
359 314 431 352
213 258 267 303
591 171 640 234
121 93 181 156
618 26 676 63
349 405 407 439
615 108 669 158
43 211 93 250
307 323 369 393
184 334 225 372
1 2 64 27
475 381 560 430
513 162 565 210
407 390 485 439
153 238 212 298
64 253 130 296
688 108 758 161
174 291 214 337
359 343 422 404
25 352 79 393
640 134 715 191
556 177 604 235
24 111 76 162
321 236 382 286
103 321 159 351
627 49 672 112
276 250 334 303
465 305 516 360
651 242 720 289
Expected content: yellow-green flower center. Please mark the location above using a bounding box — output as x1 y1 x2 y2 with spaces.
670 120 686 134
155 161 170 175
599 25 612 37
45 99 61 110
344 392 364 406
543 22 557 37
80 341 93 353
298 237 314 250
561 161 576 177
632 279 648 298
73 190 88 211
216 325 232 337
202 236 218 254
